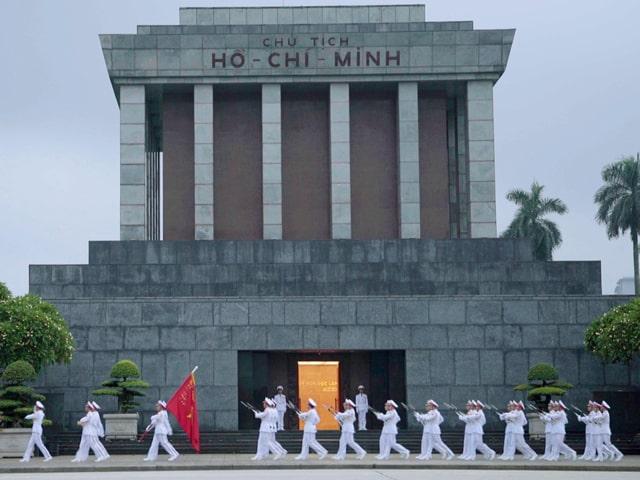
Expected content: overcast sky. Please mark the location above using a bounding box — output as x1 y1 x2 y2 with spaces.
0 0 638 295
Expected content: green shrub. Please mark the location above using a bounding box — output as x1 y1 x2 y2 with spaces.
514 363 573 408
585 299 640 364
93 360 149 413
0 290 74 373
0 360 48 428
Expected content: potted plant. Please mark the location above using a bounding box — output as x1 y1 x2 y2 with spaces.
513 363 573 439
92 359 149 439
0 360 50 457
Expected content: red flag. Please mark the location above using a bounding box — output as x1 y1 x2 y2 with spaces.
167 369 200 453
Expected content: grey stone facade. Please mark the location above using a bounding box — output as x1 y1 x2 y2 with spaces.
30 239 637 431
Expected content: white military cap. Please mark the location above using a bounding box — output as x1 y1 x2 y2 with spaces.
466 399 473 405
601 401 610 409
277 385 283 390
91 401 101 410
518 401 525 409
86 401 95 410
386 400 398 408
558 400 566 409
346 399 356 407
476 400 484 408
35 401 44 409
588 400 594 406
358 385 365 389
263 397 274 407
157 400 167 408
427 399 439 408
308 398 317 407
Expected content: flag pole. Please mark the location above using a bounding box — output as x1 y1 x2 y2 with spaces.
191 366 199 374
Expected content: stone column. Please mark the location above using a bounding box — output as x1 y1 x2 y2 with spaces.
467 80 497 238
119 85 147 240
397 82 421 238
329 83 351 239
262 84 282 240
194 85 214 240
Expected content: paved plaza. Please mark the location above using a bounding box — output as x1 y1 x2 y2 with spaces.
1 467 639 480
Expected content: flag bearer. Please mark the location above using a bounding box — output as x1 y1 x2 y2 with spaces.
20 401 52 463
295 399 328 460
273 386 287 431
332 399 366 460
374 400 410 460
355 385 369 431
414 399 453 460
143 400 179 462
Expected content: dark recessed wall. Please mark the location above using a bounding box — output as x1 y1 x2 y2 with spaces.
419 92 450 239
349 85 399 239
281 85 331 240
213 86 263 239
162 89 195 240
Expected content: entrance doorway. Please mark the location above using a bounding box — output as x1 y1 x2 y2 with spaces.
297 361 339 430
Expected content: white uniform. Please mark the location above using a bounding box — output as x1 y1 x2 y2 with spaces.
375 410 409 459
355 393 368 430
548 410 576 460
90 410 110 461
253 407 286 460
540 411 554 460
72 412 103 462
21 410 52 462
273 393 287 431
577 410 597 460
414 409 453 460
599 409 623 461
498 410 536 460
333 409 366 459
145 410 179 460
295 408 328 460
458 410 494 460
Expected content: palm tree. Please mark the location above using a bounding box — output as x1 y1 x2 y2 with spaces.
501 181 568 261
594 154 640 295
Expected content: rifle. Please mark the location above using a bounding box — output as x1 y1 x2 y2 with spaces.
240 401 258 413
322 404 343 425
400 402 416 413
287 400 302 415
367 406 382 415
570 404 585 416
443 402 463 415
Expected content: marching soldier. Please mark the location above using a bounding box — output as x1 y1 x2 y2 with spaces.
72 402 107 462
252 398 285 460
374 400 410 460
355 385 369 431
295 399 328 460
332 399 366 460
474 401 496 460
143 400 179 462
547 401 576 461
458 400 481 460
89 402 110 462
20 401 52 463
540 401 555 460
414 399 453 460
498 401 536 460
577 401 598 460
273 386 287 431
598 401 623 461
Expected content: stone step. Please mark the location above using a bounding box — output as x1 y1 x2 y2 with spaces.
87 239 535 266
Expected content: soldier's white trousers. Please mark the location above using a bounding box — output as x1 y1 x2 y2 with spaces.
297 432 327 459
602 434 622 459
542 433 553 459
147 433 178 460
276 409 286 431
377 433 409 459
335 431 365 458
269 433 287 456
550 434 575 460
22 432 52 461
500 433 536 459
357 409 367 430
419 433 453 459
580 433 595 460
459 433 493 460
73 434 105 461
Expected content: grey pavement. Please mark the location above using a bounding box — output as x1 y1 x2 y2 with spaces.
1 454 638 475
1 468 639 480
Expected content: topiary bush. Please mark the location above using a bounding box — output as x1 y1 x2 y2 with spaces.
585 299 640 364
513 363 573 409
0 360 50 428
0 287 74 373
92 360 149 413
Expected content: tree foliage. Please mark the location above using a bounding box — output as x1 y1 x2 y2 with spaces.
585 299 640 364
92 359 149 413
0 288 74 373
501 182 568 261
513 363 573 407
594 155 640 295
0 360 49 428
